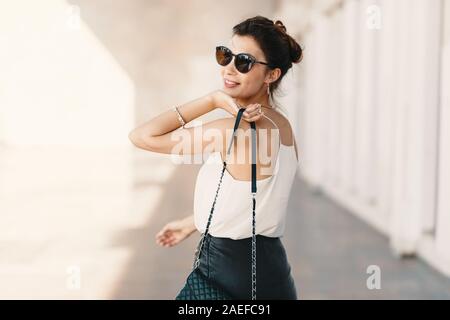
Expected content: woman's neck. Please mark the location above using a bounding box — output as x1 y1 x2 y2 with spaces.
236 90 272 109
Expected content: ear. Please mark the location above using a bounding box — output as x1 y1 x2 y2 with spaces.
265 68 282 85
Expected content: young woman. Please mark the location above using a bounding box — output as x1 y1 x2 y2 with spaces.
129 15 302 299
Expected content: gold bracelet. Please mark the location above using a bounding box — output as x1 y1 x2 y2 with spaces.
173 106 186 127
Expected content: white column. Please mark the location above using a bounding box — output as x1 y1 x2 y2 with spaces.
353 0 378 204
435 0 450 268
375 0 398 228
316 15 332 187
416 0 442 234
339 0 359 194
300 13 329 186
389 0 416 254
325 9 344 188
299 28 316 183
389 0 441 255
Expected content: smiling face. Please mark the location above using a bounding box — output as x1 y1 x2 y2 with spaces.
219 35 272 100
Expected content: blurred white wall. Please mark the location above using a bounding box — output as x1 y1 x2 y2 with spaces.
282 0 450 277
436 0 450 274
0 0 134 147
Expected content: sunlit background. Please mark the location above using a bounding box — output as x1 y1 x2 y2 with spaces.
1 0 450 299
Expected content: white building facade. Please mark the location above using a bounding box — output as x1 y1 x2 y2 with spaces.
276 0 450 277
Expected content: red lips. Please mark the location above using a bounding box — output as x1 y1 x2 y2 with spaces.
224 78 240 88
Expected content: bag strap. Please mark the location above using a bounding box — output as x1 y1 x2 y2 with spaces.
192 108 258 300
250 118 257 300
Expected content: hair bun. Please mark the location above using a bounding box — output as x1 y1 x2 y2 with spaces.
287 36 303 64
274 20 287 33
273 20 302 64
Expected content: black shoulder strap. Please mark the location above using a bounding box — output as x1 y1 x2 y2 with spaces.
225 108 256 193
250 120 256 193
193 108 258 299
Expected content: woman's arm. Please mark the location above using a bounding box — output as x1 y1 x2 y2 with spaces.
131 94 214 139
181 214 196 234
128 91 238 155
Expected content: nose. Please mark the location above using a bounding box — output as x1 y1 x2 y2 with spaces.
223 56 238 74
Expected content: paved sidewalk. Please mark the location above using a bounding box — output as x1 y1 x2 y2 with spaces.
283 178 450 299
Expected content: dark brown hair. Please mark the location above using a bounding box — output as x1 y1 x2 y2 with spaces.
232 15 303 98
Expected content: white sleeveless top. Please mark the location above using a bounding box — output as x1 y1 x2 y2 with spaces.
193 116 298 240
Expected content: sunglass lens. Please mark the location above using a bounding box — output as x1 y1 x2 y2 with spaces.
216 47 232 66
235 54 253 73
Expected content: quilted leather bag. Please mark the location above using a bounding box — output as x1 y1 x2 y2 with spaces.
176 108 258 300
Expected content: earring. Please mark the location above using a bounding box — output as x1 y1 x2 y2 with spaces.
267 83 274 107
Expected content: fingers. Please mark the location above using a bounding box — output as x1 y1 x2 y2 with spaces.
158 238 178 247
155 224 173 242
155 232 169 246
155 224 170 239
156 230 179 247
243 103 262 117
157 235 178 247
155 221 187 247
243 103 264 122
155 224 173 246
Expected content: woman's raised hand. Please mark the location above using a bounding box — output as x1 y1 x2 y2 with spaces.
209 90 265 123
242 103 265 122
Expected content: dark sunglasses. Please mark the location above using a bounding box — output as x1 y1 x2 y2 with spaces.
215 46 269 73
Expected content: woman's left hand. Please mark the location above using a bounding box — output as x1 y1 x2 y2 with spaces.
155 217 196 247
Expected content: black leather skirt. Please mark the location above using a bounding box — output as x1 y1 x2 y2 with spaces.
196 233 298 300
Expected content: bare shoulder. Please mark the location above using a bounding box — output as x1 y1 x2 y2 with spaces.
260 109 295 145
262 109 299 161
212 113 298 162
